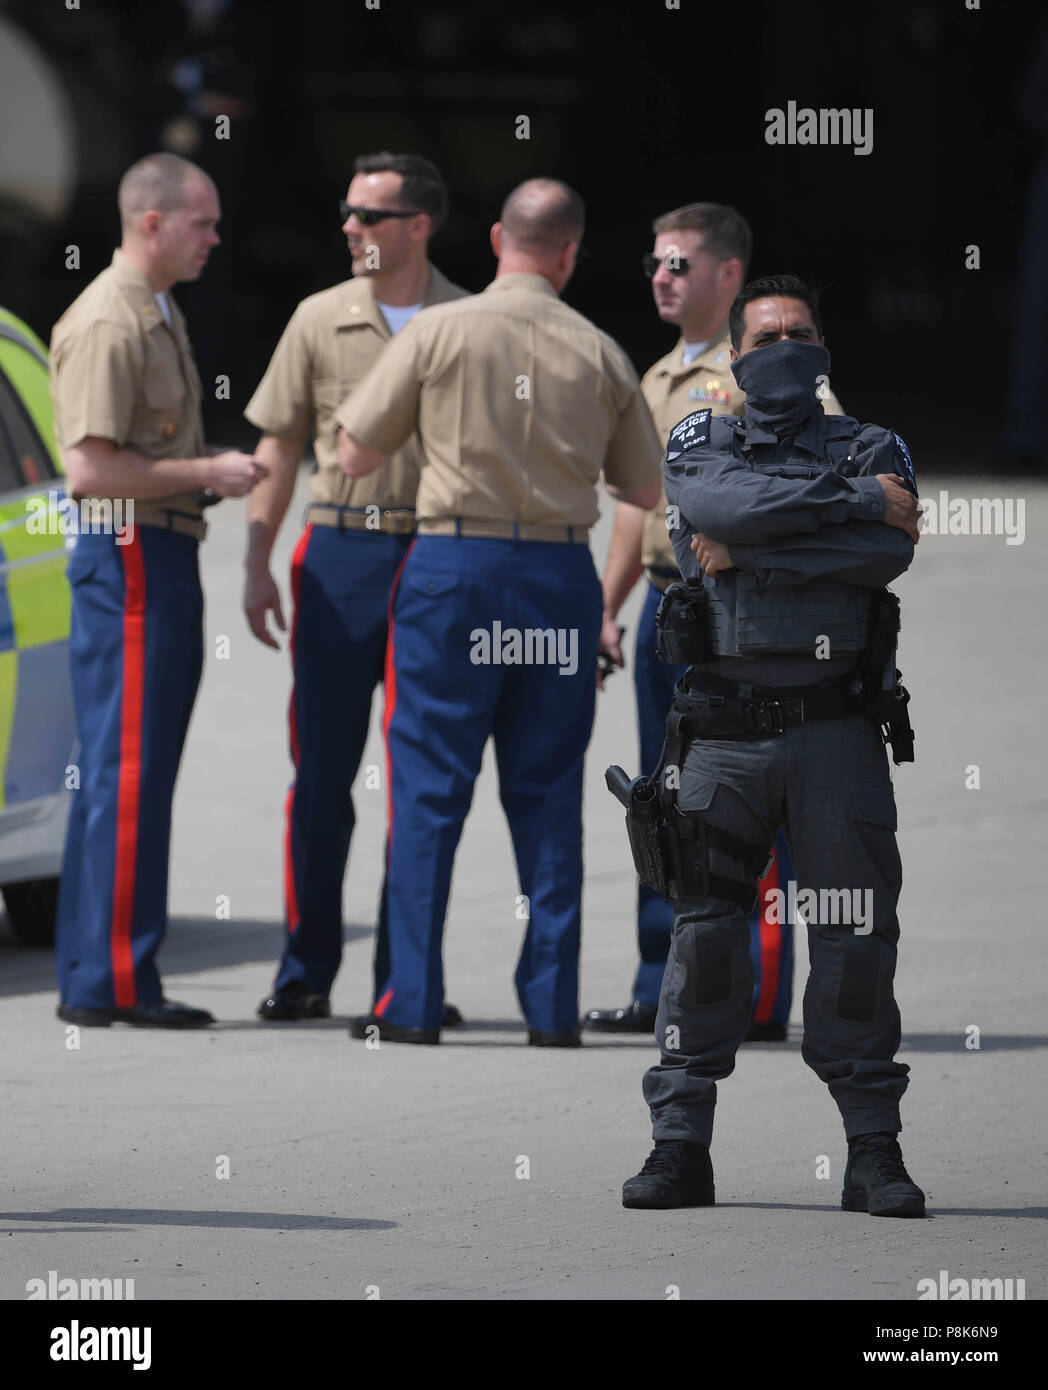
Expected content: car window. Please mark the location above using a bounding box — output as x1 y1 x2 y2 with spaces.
0 367 57 491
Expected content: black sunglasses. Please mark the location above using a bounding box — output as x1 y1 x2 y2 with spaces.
339 201 425 226
642 252 692 278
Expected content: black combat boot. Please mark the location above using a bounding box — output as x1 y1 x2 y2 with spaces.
842 1132 926 1218
622 1140 715 1209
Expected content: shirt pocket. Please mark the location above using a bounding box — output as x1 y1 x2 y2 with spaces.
312 377 356 454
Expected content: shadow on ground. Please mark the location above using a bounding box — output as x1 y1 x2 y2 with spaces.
0 917 373 998
0 1208 395 1231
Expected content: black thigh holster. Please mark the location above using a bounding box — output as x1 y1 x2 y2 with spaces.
606 709 770 910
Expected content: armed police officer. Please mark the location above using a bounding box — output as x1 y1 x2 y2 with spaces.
620 274 927 1217
589 203 844 1041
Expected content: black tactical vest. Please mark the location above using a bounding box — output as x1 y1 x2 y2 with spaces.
701 418 877 658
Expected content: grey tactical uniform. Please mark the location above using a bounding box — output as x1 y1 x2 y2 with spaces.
643 408 917 1144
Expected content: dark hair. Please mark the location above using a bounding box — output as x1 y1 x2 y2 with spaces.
728 273 823 350
352 152 448 233
651 203 752 274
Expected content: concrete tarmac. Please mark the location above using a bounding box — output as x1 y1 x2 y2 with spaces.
1 470 1045 1301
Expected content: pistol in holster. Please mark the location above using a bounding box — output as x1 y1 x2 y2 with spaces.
605 766 669 896
859 588 915 764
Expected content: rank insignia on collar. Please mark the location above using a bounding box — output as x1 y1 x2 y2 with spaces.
160 417 176 439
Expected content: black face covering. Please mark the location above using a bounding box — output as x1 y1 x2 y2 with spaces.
730 339 831 439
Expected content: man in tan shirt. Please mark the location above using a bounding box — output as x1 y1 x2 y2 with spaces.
242 152 468 1024
335 178 662 1045
50 152 265 1029
588 202 843 1040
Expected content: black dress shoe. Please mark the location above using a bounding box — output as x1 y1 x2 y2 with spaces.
527 1029 582 1047
257 985 331 1021
56 999 214 1029
744 1021 788 1042
842 1132 926 1218
584 1000 657 1033
347 1013 440 1044
622 1140 715 1209
441 1002 464 1027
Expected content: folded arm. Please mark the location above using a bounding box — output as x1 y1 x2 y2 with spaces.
729 518 915 588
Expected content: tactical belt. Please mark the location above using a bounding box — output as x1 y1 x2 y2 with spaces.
674 670 863 738
646 565 679 593
134 507 207 541
306 503 415 535
418 518 589 544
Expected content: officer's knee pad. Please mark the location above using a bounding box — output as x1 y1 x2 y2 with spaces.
675 919 747 1007
836 934 897 1023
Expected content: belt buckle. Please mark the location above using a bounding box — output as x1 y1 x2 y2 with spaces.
746 700 784 735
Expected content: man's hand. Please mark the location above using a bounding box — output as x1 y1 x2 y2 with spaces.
337 426 387 478
690 533 735 576
597 611 625 690
244 564 286 650
876 474 921 543
205 451 268 497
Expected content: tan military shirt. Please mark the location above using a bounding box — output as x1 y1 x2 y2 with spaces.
336 272 661 529
640 332 845 570
49 249 206 518
245 264 467 510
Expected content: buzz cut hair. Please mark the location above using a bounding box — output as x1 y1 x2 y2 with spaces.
499 178 585 252
652 203 752 275
118 153 206 229
352 152 449 233
728 273 824 350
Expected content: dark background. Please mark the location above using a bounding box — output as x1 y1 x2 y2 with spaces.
2 0 1045 469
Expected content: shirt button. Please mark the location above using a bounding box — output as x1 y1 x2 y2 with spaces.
426 581 436 591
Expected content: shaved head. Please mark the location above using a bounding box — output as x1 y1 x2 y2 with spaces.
118 153 211 232
499 178 585 253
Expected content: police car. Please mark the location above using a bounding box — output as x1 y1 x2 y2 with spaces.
0 306 75 946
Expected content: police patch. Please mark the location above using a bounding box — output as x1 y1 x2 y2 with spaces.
665 408 712 462
892 432 917 494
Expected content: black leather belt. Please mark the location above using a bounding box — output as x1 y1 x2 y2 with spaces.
675 670 863 738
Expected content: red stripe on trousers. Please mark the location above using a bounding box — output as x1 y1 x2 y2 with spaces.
111 535 147 1008
375 538 416 1018
752 848 782 1024
381 537 415 858
283 524 313 934
374 986 394 1018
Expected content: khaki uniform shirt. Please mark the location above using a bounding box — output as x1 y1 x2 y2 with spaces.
335 271 661 529
640 332 844 570
244 264 467 510
49 249 206 519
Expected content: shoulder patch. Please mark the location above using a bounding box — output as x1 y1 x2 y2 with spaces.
892 432 917 494
665 408 712 462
